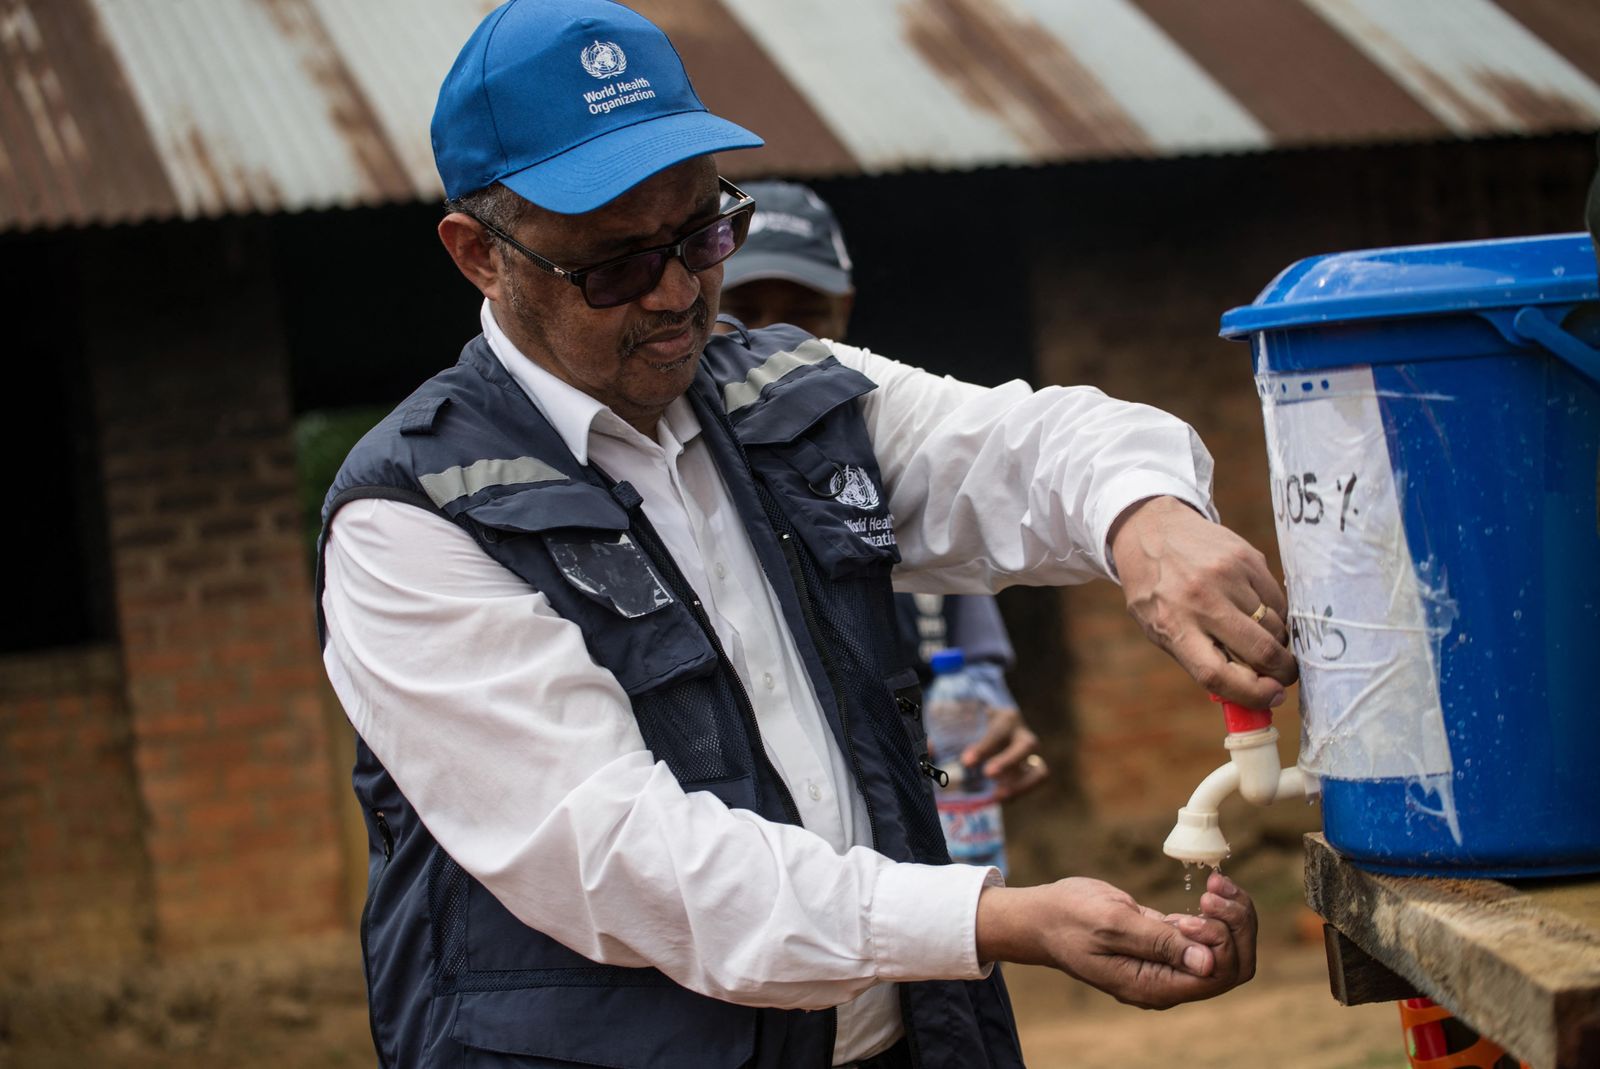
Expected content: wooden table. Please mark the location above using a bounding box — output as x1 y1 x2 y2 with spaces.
1304 833 1600 1068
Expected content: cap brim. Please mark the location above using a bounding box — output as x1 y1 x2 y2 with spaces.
722 251 853 296
500 110 763 215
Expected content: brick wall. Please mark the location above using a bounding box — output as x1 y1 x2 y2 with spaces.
1030 245 1301 820
80 223 345 954
1022 136 1595 824
0 645 152 974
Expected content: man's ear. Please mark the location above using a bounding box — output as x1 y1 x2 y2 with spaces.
438 213 504 301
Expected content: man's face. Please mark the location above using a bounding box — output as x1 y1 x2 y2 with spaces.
718 278 852 341
491 158 724 433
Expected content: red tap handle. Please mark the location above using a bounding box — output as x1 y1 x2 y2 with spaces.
1211 693 1273 733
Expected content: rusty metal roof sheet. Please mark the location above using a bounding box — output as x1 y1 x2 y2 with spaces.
1302 0 1600 134
3 0 1598 232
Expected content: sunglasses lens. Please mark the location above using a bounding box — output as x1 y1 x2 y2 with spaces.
585 252 668 308
684 209 750 272
578 201 752 308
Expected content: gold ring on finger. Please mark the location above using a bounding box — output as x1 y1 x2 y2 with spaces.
1249 603 1268 623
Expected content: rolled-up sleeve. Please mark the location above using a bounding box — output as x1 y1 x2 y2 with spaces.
829 343 1217 591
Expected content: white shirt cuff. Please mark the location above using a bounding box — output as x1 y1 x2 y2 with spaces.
869 861 1004 982
1094 473 1219 580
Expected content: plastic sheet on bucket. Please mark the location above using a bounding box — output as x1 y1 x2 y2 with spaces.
1258 364 1460 839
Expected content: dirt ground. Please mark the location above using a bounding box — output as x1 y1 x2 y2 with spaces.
1001 807 1406 1069
0 816 1410 1068
1008 942 1402 1069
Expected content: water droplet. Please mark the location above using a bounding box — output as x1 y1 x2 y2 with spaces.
1512 609 1522 621
1184 870 1193 892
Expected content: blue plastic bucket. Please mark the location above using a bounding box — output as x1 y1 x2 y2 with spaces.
1221 233 1600 877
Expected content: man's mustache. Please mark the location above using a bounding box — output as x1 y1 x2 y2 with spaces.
621 298 709 357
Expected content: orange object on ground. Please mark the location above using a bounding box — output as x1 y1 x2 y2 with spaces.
1398 999 1530 1069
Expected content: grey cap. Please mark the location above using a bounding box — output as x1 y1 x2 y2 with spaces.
723 180 853 296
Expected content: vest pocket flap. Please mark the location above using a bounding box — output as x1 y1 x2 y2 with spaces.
451 985 755 1067
457 483 629 533
728 358 877 446
683 772 756 812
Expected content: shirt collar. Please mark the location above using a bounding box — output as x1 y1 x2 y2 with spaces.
479 300 701 465
480 300 608 465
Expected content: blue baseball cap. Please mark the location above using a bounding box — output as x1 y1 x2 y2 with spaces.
432 0 764 215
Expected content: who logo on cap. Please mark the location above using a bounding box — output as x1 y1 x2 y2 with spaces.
432 0 762 215
579 39 627 78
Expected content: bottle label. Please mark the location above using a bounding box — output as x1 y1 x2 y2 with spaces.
936 794 1005 866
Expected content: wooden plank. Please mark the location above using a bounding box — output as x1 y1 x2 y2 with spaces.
1321 924 1422 1005
1304 833 1600 1069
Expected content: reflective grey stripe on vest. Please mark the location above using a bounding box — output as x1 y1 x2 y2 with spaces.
721 339 832 414
418 456 566 507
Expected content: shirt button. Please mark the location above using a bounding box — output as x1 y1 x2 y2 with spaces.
762 672 775 690
715 562 727 579
807 782 822 801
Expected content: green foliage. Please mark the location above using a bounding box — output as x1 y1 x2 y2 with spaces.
293 406 389 557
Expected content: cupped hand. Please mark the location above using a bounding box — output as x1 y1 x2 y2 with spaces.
976 871 1257 1009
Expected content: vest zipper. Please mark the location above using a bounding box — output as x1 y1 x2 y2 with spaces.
359 834 392 1069
695 393 887 857
686 394 886 1062
597 469 834 1059
623 508 803 826
774 530 881 855
372 808 394 861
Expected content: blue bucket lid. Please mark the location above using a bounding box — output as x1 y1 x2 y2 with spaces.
1220 232 1597 338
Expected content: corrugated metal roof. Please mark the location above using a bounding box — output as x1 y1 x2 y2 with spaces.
1302 0 1600 134
3 0 1598 232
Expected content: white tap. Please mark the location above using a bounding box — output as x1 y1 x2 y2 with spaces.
1162 700 1320 868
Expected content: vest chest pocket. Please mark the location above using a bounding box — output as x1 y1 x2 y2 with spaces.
543 530 672 618
457 484 717 696
747 422 901 580
713 343 899 580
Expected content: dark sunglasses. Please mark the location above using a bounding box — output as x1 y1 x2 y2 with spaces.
467 177 755 309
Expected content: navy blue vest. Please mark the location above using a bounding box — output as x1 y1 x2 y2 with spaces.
317 326 1024 1068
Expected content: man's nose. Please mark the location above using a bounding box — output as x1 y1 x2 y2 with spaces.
638 254 701 313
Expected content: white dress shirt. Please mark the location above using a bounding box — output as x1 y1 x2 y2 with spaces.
321 302 1215 1064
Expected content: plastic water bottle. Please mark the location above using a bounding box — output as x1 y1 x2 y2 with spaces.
924 648 1007 874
